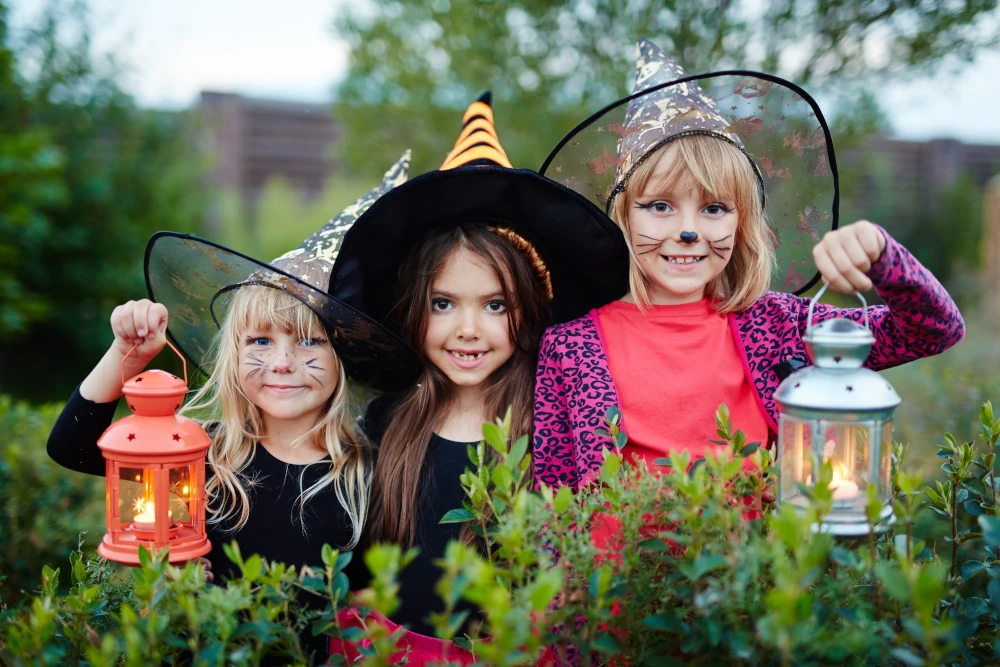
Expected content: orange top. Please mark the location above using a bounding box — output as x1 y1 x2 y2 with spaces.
596 298 769 469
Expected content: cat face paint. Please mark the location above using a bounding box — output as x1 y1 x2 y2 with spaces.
238 328 338 423
629 156 739 305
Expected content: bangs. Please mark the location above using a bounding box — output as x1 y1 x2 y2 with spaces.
226 284 324 339
627 134 760 214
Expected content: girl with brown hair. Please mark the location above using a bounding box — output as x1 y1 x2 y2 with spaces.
325 92 628 659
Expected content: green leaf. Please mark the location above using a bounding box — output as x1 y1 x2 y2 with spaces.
964 499 987 516
482 421 506 454
685 554 727 580
642 614 686 632
606 406 622 427
593 633 621 654
243 554 262 582
961 596 990 617
639 538 669 551
614 430 628 451
978 515 1000 544
335 550 353 573
739 442 761 457
688 458 707 478
138 545 151 570
321 544 336 568
439 508 476 524
508 434 529 469
603 451 622 478
960 560 989 580
554 485 573 513
875 562 910 602
491 464 513 491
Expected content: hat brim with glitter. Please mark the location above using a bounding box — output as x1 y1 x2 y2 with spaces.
541 68 841 296
330 93 630 326
143 154 421 392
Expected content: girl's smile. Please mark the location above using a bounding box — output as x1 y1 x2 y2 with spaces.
424 247 515 391
239 328 337 424
628 144 739 305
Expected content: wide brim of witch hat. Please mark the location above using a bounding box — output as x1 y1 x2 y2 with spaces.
143 153 421 392
330 92 630 326
540 39 840 295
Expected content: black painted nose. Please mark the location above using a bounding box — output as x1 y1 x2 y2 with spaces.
680 231 699 243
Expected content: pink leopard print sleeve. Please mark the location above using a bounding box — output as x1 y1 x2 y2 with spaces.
800 226 964 370
533 326 581 492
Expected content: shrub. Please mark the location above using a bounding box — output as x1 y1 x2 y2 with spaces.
4 403 1000 666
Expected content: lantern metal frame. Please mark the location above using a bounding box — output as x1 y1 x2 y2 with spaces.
97 341 212 565
775 285 900 537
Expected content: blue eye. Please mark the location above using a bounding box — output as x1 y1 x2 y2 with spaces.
485 300 506 313
248 337 271 347
301 338 318 347
637 200 672 214
431 298 453 312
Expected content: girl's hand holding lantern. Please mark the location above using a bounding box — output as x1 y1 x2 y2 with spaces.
812 220 887 294
111 299 169 364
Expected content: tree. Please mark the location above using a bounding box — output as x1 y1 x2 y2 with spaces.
332 0 998 179
0 1 207 400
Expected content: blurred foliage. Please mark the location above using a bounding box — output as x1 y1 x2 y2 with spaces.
886 312 1000 479
0 395 104 606
0 0 207 401
8 404 1000 664
214 174 372 261
332 0 998 179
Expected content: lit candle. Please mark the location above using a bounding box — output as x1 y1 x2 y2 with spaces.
830 465 859 505
132 499 172 531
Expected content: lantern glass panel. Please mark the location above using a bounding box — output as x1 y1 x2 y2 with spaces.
168 465 193 524
118 467 152 524
780 416 813 508
821 422 873 515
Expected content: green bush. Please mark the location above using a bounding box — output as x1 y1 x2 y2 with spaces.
0 396 104 606
5 402 1000 665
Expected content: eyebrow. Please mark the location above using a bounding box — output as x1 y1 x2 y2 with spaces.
431 290 505 300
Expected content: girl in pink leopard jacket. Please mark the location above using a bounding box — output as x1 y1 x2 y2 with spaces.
532 39 964 492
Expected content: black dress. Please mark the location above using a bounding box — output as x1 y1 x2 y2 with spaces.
359 395 477 637
46 386 370 663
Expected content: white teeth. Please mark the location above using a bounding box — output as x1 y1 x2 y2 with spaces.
451 351 485 361
665 256 705 264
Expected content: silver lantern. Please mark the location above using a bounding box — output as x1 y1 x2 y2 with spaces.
774 285 900 536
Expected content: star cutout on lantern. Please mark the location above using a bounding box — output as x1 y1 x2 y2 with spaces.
135 377 143 382
172 434 181 441
127 434 136 441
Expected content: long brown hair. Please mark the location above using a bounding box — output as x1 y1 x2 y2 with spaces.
366 224 549 547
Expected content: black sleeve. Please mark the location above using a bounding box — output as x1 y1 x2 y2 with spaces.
46 385 119 477
359 392 404 448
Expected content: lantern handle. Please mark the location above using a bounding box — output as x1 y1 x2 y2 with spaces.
806 283 870 336
122 338 188 387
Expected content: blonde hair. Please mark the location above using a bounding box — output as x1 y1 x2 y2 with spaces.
609 135 774 313
181 285 369 548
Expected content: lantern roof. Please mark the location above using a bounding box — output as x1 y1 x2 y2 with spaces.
123 369 187 399
98 414 211 458
774 365 901 412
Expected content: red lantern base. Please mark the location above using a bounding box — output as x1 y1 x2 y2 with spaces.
98 522 211 566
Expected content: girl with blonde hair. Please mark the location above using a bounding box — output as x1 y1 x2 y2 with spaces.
47 154 419 662
533 39 965 491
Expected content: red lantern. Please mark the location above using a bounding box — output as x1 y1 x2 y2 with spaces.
97 342 212 565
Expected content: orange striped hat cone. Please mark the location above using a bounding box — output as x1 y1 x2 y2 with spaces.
440 92 512 170
331 92 631 328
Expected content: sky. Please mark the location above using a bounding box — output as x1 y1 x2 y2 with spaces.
8 0 1000 145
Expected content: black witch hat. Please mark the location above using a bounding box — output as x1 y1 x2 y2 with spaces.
541 38 841 294
144 152 421 392
329 92 631 326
